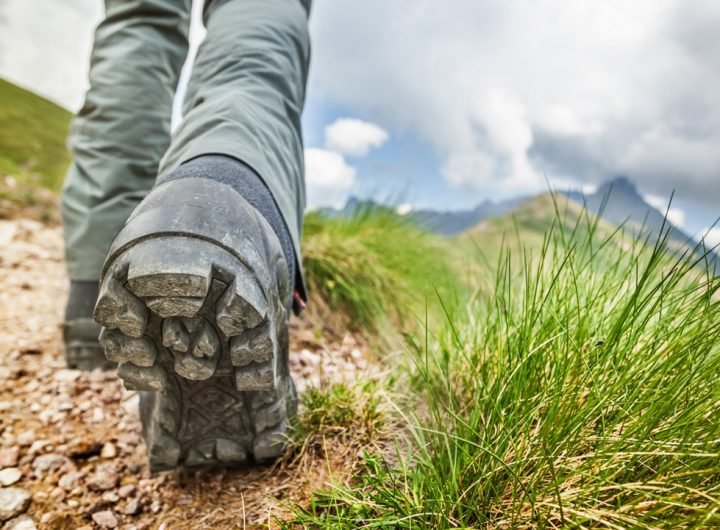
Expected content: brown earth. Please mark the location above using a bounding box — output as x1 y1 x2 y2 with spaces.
0 219 384 529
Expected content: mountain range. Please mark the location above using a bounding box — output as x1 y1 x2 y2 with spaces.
326 176 718 269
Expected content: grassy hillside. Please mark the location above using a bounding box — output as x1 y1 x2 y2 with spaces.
0 78 72 221
0 78 72 189
460 193 617 264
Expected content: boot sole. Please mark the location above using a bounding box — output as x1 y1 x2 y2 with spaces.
94 179 295 471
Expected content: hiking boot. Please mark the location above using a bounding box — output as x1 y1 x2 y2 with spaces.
64 282 114 370
93 172 296 471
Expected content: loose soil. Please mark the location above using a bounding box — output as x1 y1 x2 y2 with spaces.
0 219 381 529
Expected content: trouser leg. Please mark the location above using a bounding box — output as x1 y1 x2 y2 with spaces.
61 0 192 281
158 0 312 288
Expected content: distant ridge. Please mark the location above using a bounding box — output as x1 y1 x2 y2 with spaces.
324 176 717 270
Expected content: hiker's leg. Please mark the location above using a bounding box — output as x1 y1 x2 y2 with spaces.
60 0 191 369
92 0 312 468
61 0 192 282
158 0 312 296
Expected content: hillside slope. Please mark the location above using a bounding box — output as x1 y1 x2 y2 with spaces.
0 78 72 190
0 78 73 221
459 193 617 266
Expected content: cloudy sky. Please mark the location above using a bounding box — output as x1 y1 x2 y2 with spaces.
0 0 718 243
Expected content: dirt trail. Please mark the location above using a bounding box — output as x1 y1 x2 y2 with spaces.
0 219 375 529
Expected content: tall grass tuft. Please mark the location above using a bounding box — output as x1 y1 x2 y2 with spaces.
301 205 463 334
291 203 720 528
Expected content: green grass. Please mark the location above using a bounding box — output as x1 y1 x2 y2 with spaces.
0 77 72 190
302 205 465 335
289 201 720 528
289 380 388 454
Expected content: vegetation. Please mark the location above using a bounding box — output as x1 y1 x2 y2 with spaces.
0 78 72 221
302 206 465 335
0 77 72 189
291 203 720 529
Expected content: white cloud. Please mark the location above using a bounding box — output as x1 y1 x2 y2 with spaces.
2 0 719 212
303 148 356 209
644 194 686 227
0 0 102 108
396 203 413 216
701 227 720 248
309 0 720 204
324 118 389 157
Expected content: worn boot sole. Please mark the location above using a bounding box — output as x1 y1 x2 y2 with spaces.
93 178 295 471
64 318 114 370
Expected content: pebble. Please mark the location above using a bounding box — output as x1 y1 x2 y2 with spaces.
27 441 50 455
0 487 32 522
123 498 141 516
32 453 67 474
49 487 65 501
91 408 105 422
87 464 118 491
14 432 34 447
58 471 83 491
0 448 19 468
53 369 81 383
0 468 22 487
2 515 37 530
118 484 136 499
91 510 118 529
101 442 117 459
0 220 18 246
102 491 119 503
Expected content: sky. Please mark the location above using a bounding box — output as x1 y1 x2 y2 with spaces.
0 0 718 245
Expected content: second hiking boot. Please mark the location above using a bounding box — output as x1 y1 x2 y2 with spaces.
94 167 296 471
64 281 114 370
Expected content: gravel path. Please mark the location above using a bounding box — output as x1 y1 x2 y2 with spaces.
0 219 376 529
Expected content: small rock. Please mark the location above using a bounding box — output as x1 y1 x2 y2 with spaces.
117 484 136 499
0 487 32 522
123 498 141 516
58 471 83 491
150 500 162 514
53 369 81 383
14 432 34 447
49 487 65 501
91 510 118 529
0 220 18 246
32 453 67 474
100 442 117 459
102 491 119 503
87 464 118 491
0 468 22 486
2 515 37 530
27 441 50 455
0 448 19 468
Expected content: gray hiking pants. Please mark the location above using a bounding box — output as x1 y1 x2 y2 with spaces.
61 0 310 285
